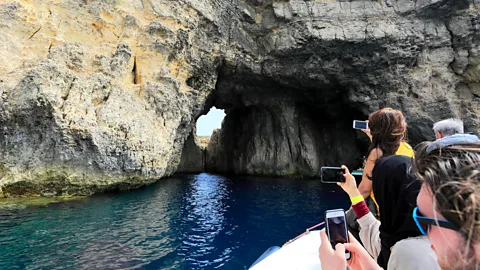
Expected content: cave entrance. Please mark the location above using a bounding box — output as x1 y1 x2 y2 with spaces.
196 106 226 147
203 67 371 177
176 106 225 174
204 102 369 177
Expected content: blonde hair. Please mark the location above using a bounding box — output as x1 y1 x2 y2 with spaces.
413 142 480 242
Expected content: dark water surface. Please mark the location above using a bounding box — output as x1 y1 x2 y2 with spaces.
0 173 350 269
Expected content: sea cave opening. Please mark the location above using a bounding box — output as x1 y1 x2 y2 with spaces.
177 64 374 177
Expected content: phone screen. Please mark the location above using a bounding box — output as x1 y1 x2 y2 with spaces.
321 167 345 183
353 120 368 130
326 210 351 260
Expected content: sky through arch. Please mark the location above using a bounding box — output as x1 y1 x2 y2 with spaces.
196 107 225 136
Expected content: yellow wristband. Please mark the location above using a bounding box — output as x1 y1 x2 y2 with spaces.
350 195 364 204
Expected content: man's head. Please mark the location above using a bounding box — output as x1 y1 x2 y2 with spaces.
414 142 480 269
433 118 464 139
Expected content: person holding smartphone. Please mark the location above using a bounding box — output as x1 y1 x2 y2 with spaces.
348 108 415 242
356 108 414 212
321 162 439 270
320 142 480 270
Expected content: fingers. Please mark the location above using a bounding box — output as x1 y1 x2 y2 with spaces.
347 231 360 245
341 165 351 175
320 229 330 246
343 233 361 253
319 230 333 254
343 236 367 255
343 242 361 253
334 243 346 257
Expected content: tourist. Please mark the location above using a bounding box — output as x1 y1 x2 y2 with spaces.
413 142 480 269
348 108 414 241
337 158 438 269
433 118 464 139
357 108 414 209
429 118 479 152
319 142 480 270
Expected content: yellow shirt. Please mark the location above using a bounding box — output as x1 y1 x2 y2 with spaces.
370 142 415 213
396 141 415 158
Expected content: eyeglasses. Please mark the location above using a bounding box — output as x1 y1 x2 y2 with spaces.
412 207 459 235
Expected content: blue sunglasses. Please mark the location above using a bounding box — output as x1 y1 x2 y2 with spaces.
412 207 459 235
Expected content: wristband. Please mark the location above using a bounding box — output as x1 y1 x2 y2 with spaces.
350 195 364 204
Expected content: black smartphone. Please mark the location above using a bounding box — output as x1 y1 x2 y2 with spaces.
353 120 368 130
321 167 346 183
325 209 351 260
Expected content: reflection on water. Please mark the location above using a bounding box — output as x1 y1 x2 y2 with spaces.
0 173 349 269
179 174 232 268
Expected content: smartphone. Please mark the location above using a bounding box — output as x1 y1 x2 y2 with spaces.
325 209 351 260
353 120 368 130
321 167 346 183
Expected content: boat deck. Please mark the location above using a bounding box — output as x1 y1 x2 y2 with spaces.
250 230 322 270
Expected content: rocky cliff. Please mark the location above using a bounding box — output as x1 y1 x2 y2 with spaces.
1 0 479 196
209 0 480 176
0 0 223 196
177 128 205 173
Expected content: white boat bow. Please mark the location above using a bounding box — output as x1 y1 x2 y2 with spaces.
250 230 322 270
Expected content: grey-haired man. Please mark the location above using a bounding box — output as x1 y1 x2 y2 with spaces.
429 118 479 153
432 118 464 139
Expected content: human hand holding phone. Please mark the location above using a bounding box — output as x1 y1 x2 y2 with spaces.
336 165 361 198
344 233 382 270
324 209 350 260
354 120 372 141
319 230 381 270
361 128 372 142
319 229 348 270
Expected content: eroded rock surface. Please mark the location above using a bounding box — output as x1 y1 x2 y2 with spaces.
208 0 480 175
177 128 205 173
205 104 366 177
0 0 222 196
1 0 480 194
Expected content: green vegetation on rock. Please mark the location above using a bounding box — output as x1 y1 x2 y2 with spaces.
0 196 85 210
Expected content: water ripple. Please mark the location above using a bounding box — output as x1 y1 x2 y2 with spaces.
0 173 350 269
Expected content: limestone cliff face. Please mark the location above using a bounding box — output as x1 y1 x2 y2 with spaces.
208 0 480 176
0 0 223 196
1 0 480 195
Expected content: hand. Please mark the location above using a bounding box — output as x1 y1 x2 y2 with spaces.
319 229 348 270
319 230 381 270
344 232 382 270
361 129 372 141
361 121 372 141
338 165 361 198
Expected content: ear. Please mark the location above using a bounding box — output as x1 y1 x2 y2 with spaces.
435 132 442 139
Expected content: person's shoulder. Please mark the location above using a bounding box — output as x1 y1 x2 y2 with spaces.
389 237 440 269
368 148 383 160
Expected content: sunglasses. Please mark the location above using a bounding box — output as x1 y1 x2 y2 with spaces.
412 207 459 235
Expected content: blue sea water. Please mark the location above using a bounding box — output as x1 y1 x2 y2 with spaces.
0 173 350 269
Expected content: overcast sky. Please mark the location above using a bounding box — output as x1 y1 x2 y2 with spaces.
196 107 225 136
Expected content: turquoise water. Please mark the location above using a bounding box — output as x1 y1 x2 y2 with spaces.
0 173 350 269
